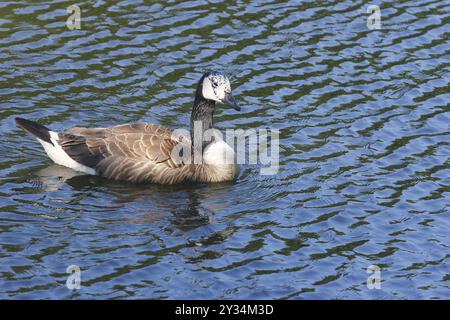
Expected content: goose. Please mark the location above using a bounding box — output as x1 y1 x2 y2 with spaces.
15 71 241 185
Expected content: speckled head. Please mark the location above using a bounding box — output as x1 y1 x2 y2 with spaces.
199 71 240 111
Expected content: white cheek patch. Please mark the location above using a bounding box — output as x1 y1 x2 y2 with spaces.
202 74 231 102
202 78 219 102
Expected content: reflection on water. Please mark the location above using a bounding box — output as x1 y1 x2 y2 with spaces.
0 0 449 299
32 165 84 192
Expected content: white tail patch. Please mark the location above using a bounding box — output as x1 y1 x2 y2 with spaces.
36 131 96 175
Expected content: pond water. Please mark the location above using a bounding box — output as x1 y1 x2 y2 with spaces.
0 0 449 299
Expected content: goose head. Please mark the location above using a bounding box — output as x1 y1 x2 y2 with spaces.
197 71 240 111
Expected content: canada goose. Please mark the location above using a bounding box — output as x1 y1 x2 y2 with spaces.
15 71 241 184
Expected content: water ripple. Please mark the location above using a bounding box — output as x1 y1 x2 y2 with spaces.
0 0 449 299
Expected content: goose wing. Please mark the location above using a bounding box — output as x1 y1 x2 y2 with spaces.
58 123 191 183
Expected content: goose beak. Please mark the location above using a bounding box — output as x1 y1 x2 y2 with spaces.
222 92 240 111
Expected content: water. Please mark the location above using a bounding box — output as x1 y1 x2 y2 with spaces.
0 0 449 299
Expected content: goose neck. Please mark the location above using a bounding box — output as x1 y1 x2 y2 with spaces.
190 97 215 148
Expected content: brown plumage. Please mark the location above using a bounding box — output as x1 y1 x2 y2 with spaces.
15 71 241 185
61 123 197 184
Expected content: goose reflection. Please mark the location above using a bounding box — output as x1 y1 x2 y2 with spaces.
32 164 85 192
32 164 236 233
